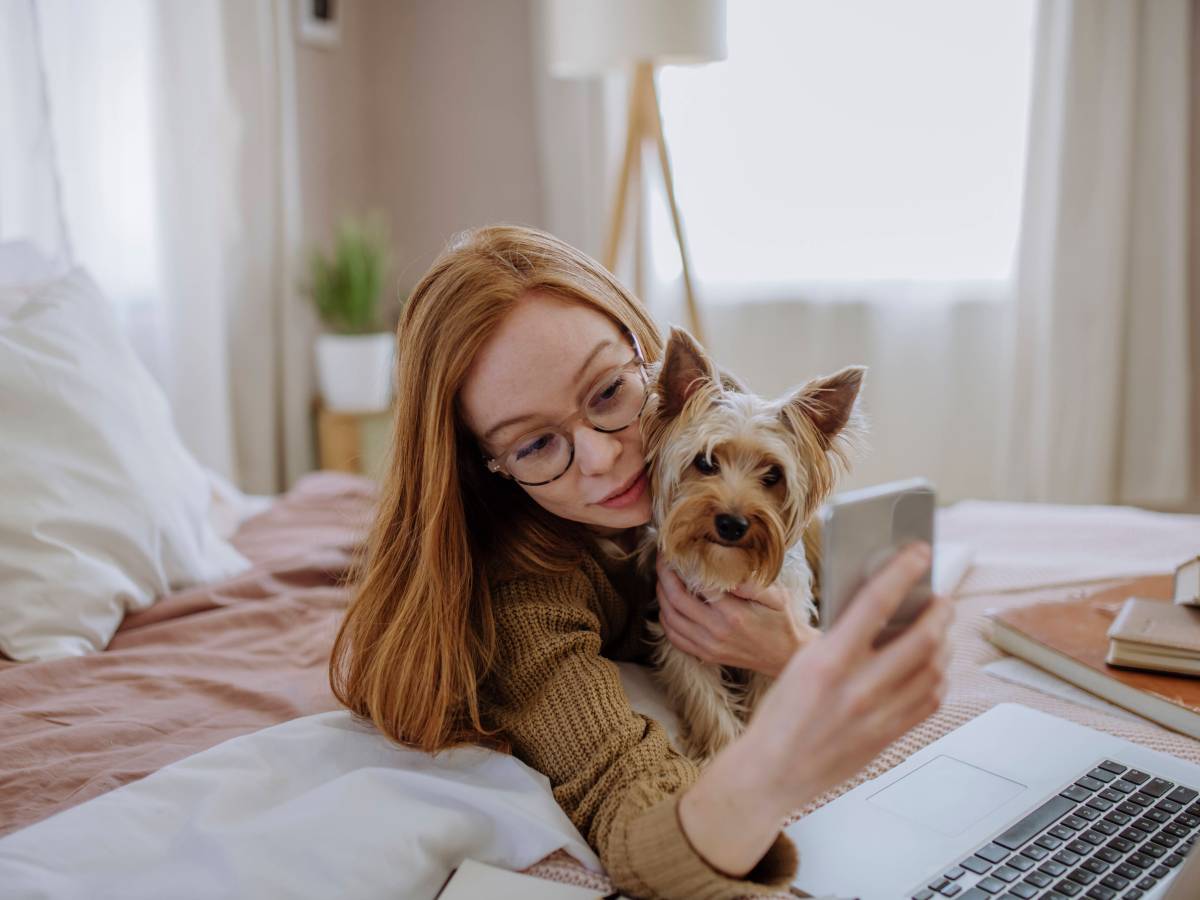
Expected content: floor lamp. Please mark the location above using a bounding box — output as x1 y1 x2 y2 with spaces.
544 0 727 347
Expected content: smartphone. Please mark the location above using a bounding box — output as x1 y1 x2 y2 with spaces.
818 477 936 648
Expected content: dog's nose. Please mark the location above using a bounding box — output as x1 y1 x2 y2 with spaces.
714 514 749 542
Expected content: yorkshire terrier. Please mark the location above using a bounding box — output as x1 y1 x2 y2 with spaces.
638 328 865 762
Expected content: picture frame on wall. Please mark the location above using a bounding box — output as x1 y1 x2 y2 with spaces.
297 0 339 48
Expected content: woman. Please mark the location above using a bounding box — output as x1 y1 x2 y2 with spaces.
329 225 954 899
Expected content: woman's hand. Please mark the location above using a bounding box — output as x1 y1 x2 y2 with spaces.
744 541 953 805
677 542 953 877
655 557 819 677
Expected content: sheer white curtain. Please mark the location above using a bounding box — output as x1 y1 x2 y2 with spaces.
0 0 71 264
539 0 1036 503
0 0 308 493
1005 0 1193 507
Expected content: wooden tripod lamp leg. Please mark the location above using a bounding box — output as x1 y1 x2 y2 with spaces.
631 123 647 301
604 63 707 348
644 67 706 347
603 67 646 273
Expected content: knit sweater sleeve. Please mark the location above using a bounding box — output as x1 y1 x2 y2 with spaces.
486 566 798 900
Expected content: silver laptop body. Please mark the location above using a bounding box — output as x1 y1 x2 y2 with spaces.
787 703 1200 899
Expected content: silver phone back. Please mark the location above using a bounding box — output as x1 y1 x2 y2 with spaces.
818 477 936 647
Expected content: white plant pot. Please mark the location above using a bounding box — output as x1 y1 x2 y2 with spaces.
315 332 395 413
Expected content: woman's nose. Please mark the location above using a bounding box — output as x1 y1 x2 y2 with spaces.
573 424 621 476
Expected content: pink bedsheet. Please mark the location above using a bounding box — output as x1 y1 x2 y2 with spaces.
0 472 377 838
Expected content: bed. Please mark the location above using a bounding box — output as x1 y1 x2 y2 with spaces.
4 249 1200 899
3 474 1199 899
0 471 374 838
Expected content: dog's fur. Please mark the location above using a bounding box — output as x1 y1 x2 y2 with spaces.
638 328 865 762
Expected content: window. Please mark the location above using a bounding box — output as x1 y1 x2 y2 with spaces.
652 0 1036 291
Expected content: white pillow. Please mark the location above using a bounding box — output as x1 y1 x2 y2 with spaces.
0 267 249 661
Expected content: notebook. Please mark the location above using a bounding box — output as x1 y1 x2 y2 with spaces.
1107 598 1200 676
986 576 1200 739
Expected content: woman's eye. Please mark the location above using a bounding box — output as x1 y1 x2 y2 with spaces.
693 453 719 475
514 433 554 461
762 464 783 486
591 375 625 408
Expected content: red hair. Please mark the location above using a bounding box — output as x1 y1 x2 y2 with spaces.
329 225 663 751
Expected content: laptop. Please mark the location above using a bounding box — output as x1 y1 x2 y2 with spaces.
786 703 1200 900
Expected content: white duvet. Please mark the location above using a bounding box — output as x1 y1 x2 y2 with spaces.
0 711 600 900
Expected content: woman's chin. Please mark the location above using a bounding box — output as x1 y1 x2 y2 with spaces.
603 493 652 529
584 493 652 533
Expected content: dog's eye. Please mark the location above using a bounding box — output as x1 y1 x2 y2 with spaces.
693 453 719 475
762 465 782 486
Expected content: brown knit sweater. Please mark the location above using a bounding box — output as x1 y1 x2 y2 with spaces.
483 546 799 900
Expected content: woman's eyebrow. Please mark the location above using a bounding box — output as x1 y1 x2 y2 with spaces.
571 338 615 386
481 337 615 443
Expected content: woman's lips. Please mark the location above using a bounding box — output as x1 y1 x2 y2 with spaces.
598 468 649 509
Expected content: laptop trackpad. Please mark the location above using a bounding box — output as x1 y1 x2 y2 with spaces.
866 755 1026 837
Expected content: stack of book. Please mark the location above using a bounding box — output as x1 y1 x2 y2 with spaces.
986 555 1200 740
1107 597 1200 675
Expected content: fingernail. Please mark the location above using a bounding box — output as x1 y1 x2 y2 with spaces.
913 542 931 561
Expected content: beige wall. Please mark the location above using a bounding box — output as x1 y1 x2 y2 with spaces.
361 0 547 304
289 0 548 319
221 0 546 486
294 0 374 251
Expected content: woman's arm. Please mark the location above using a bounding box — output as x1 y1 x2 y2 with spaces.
489 543 951 892
677 542 953 876
487 564 798 900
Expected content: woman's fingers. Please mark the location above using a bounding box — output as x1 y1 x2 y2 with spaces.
858 592 953 690
888 639 949 712
658 564 715 630
658 585 715 661
854 595 955 715
732 580 785 610
664 628 709 663
846 607 951 747
656 564 688 621
827 542 932 660
861 655 949 740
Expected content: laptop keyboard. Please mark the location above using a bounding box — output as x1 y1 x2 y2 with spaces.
908 758 1199 900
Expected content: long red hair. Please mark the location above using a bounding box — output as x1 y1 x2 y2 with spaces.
329 225 663 752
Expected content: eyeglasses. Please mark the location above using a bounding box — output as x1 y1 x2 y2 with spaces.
482 330 648 487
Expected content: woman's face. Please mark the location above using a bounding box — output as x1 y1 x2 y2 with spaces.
459 292 652 533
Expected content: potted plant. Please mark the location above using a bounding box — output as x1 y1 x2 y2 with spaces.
306 215 395 413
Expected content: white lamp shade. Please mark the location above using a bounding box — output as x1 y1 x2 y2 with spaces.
544 0 726 77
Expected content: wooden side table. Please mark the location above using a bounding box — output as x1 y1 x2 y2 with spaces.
315 400 393 481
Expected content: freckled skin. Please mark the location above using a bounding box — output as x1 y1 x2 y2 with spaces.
459 292 653 533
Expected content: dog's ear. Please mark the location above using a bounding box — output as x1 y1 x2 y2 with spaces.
782 365 866 442
657 327 719 417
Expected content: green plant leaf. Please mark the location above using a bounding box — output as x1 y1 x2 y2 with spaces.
302 214 394 335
